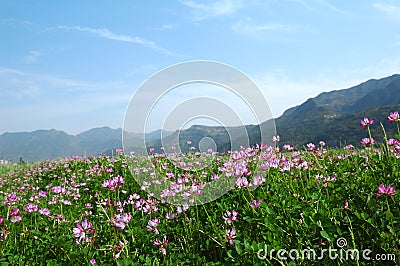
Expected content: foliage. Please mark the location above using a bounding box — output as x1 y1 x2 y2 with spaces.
0 113 400 265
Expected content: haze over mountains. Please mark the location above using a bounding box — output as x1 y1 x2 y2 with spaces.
1 74 399 162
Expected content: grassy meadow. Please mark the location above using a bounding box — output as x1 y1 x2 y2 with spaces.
0 113 399 265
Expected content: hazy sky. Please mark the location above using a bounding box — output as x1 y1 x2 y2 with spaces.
1 0 400 134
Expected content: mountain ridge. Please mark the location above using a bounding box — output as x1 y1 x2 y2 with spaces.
1 74 400 162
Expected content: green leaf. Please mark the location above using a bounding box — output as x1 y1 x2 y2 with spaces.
244 239 250 250
235 243 243 255
320 231 331 242
361 212 368 220
387 225 395 235
386 210 394 220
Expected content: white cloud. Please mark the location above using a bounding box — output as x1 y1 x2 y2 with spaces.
53 25 177 56
23 50 41 64
232 18 294 35
291 0 350 16
0 18 33 27
373 2 400 20
162 24 174 29
181 0 244 20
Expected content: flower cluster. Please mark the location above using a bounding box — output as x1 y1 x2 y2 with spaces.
102 176 125 192
72 219 95 245
9 208 22 223
146 218 160 234
222 210 238 246
112 213 132 230
376 184 396 198
153 235 169 255
315 174 336 188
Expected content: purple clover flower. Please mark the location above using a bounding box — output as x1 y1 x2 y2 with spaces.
376 184 396 198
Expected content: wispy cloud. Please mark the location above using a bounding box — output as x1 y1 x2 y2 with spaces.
53 25 177 56
181 0 244 20
232 18 294 35
162 24 174 29
373 2 400 20
23 50 41 64
0 18 33 27
291 0 350 16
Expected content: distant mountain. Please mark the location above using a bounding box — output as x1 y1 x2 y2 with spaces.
1 74 399 162
146 74 400 150
0 127 172 162
76 126 122 156
145 123 270 154
0 129 79 162
274 74 400 146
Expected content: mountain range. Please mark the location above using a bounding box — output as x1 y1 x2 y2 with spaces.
1 74 399 162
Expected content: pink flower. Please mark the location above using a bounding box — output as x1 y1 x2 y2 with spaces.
0 217 4 225
38 208 50 216
387 138 399 146
225 228 237 246
222 210 238 225
251 175 266 186
307 143 317 151
38 190 47 198
344 200 349 210
9 208 21 217
73 219 95 244
10 216 22 223
3 192 22 206
25 203 38 213
344 144 354 150
9 208 22 222
112 213 132 230
90 258 96 265
283 144 294 151
387 111 399 124
153 235 169 255
360 117 374 130
102 176 124 191
52 186 66 194
146 218 160 234
272 135 280 142
235 177 249 188
395 145 400 153
360 138 375 146
250 199 264 209
376 184 396 198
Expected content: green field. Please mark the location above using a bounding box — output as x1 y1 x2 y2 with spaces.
0 114 399 265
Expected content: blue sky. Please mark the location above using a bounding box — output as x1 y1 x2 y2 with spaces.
1 0 400 134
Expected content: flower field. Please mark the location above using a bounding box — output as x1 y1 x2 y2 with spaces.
0 113 400 265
